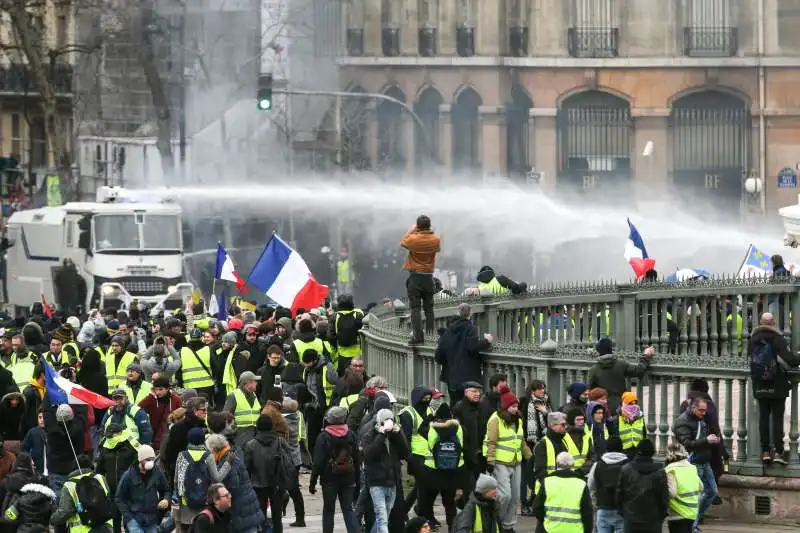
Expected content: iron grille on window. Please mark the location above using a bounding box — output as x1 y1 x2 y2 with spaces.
506 89 533 178
568 0 618 58
347 29 364 56
382 28 400 56
509 26 529 57
457 26 475 57
419 27 437 56
683 0 737 57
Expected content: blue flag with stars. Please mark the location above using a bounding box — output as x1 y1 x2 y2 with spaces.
738 244 771 278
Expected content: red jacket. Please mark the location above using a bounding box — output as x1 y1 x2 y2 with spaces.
139 392 182 449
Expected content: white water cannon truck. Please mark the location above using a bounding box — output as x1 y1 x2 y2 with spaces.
4 186 192 315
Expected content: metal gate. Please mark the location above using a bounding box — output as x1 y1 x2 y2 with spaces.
669 90 750 217
556 90 632 200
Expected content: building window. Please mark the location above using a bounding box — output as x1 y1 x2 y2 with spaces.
451 87 481 172
778 0 800 52
506 85 532 179
456 0 475 57
56 13 68 50
556 90 632 198
30 117 47 168
418 0 438 56
11 113 21 157
313 0 340 57
377 86 406 171
342 86 370 170
381 0 400 56
669 90 750 215
506 0 530 56
568 0 618 58
346 0 365 56
682 0 737 57
414 87 443 168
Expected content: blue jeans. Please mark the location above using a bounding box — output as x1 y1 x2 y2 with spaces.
125 518 158 533
596 509 624 533
694 463 718 528
369 486 396 533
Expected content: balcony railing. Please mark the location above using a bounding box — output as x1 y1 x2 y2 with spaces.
508 26 529 57
382 28 400 57
0 64 73 95
567 27 619 58
346 29 364 56
683 26 738 57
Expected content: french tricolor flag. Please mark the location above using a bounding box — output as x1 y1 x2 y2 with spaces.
44 361 115 410
624 218 656 281
216 243 248 293
247 234 329 315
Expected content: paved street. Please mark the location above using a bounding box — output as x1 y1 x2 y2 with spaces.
277 474 797 532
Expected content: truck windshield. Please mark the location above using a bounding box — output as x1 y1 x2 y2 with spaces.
94 214 181 252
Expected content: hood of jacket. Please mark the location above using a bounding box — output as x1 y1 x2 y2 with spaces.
629 456 661 474
22 322 44 347
296 330 317 343
254 430 279 447
324 424 349 438
600 451 629 465
282 398 299 414
410 385 431 407
19 483 56 499
751 324 786 346
447 317 476 335
476 266 496 284
1 391 24 408
431 419 459 430
597 354 618 367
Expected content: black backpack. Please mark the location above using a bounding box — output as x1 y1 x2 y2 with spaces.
74 475 113 527
182 451 212 509
274 441 298 491
432 432 461 470
335 312 362 347
329 441 355 475
751 338 778 385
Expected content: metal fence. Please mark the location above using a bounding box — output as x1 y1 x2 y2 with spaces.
361 277 800 477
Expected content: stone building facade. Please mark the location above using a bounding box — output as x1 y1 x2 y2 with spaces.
334 0 800 216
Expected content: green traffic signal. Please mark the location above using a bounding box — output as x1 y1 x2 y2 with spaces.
257 98 272 110
258 73 273 111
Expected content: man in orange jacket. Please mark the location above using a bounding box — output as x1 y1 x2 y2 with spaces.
400 214 441 344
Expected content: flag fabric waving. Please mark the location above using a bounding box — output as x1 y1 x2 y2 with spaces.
624 218 656 281
247 234 329 314
44 361 115 409
215 243 248 293
41 294 54 318
737 244 798 277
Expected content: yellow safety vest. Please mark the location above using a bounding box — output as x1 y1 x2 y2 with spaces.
293 338 326 360
472 506 500 533
584 423 609 445
534 434 587 496
339 394 360 409
725 314 743 350
337 259 352 285
482 412 524 464
335 310 363 357
398 405 432 457
219 346 238 395
233 388 261 428
665 462 701 520
102 346 114 363
543 475 586 533
565 430 591 468
102 429 140 451
103 405 143 441
618 417 645 450
424 425 465 469
9 357 36 390
106 351 138 394
182 449 209 505
585 310 611 340
64 473 112 533
478 278 509 295
180 346 214 389
124 380 153 406
301 362 337 407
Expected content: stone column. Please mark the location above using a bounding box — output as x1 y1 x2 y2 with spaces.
480 105 505 175
363 0 381 55
439 0 456 55
477 0 500 55
401 0 418 55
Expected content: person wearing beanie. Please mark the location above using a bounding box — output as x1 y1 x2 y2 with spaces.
483 384 531 533
101 387 154 445
310 405 359 533
244 413 289 533
586 402 609 456
96 422 139 533
105 334 138 395
44 326 77 367
451 473 500 533
532 452 593 533
362 407 408 533
588 338 655 432
115 443 171 533
586 435 629 532
138 377 182 451
618 438 668 532
289 317 331 365
211 330 248 409
664 442 703 533
259 386 290 441
299 335 339 452
122 362 152 406
619 391 646 459
328 294 365 376
531 411 570 496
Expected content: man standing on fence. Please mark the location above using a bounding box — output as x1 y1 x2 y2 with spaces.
401 215 441 345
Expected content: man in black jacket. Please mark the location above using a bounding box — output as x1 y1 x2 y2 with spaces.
453 381 483 493
244 415 286 533
477 374 507 446
674 397 720 531
435 304 493 403
363 409 408 533
163 397 208 484
586 436 628 532
616 440 668 533
749 312 800 465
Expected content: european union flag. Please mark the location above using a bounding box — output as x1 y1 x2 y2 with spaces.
738 244 771 277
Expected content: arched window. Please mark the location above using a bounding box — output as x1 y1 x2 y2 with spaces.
506 84 532 179
414 87 443 168
556 90 632 197
451 87 482 172
377 85 406 171
669 89 750 214
342 86 370 170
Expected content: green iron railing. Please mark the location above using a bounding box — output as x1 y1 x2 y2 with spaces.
361 277 800 477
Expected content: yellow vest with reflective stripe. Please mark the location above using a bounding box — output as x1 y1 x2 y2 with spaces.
233 388 260 428
398 405 431 457
335 310 363 357
294 338 326 360
337 259 352 284
103 405 143 441
665 462 701 520
566 430 591 468
534 433 590 496
298 411 307 443
124 380 152 405
618 417 645 450
482 412 524 464
63 342 80 363
584 423 609 445
106 351 138 394
543 475 586 533
340 394 360 409
478 278 509 295
726 314 743 350
472 503 500 533
180 346 215 389
64 473 112 533
9 357 36 390
220 346 238 395
424 425 465 469
302 362 337 407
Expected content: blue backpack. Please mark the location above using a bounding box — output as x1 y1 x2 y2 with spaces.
432 433 461 470
182 451 212 509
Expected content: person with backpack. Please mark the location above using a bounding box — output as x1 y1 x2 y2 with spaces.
175 429 231 533
328 295 364 375
115 445 171 533
206 434 264 533
309 406 359 533
243 415 292 533
51 454 113 533
749 311 800 465
95 424 139 533
416 403 466 531
190 484 232 533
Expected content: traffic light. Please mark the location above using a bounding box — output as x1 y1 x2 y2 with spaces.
257 74 273 110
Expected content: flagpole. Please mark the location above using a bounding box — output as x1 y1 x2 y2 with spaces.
737 244 753 277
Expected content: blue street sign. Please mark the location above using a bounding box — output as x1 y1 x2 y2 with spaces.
778 167 797 189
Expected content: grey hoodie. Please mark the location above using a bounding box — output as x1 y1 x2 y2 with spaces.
586 451 629 508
